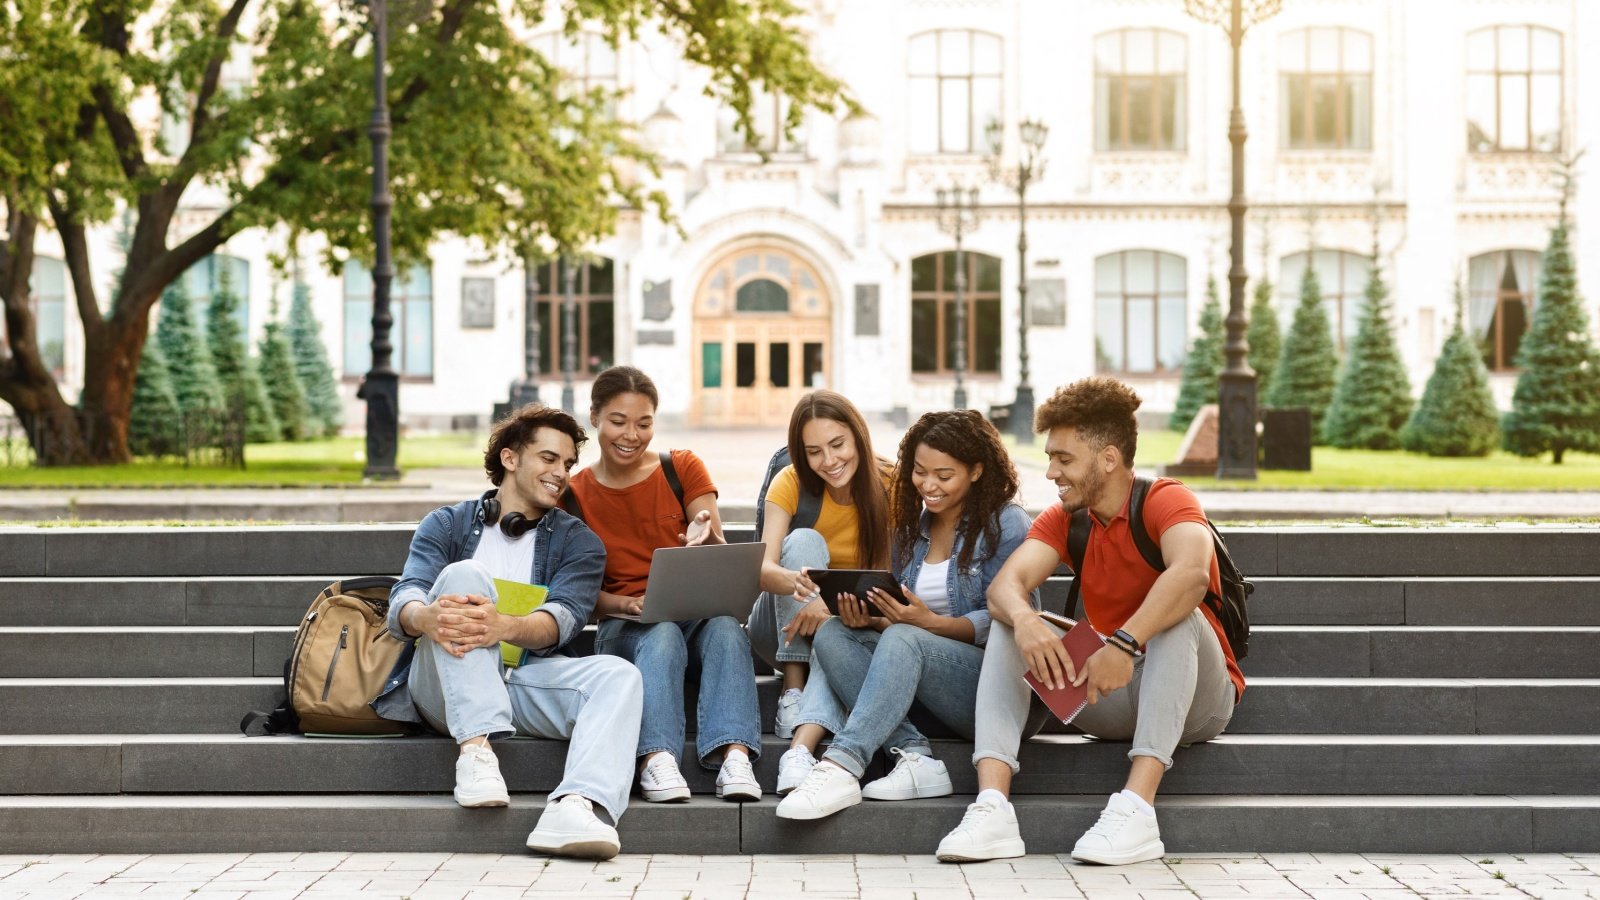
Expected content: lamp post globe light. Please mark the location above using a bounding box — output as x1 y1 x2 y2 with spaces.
934 185 982 410
1183 0 1281 480
985 117 1049 445
357 0 399 480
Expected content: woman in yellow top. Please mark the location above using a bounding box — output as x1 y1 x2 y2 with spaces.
747 390 890 794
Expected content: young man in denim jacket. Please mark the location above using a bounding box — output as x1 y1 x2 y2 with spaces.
373 404 643 860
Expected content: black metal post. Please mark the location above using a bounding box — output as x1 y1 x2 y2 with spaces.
358 0 399 480
987 119 1047 443
1216 0 1258 480
935 186 980 411
511 256 541 409
560 257 578 414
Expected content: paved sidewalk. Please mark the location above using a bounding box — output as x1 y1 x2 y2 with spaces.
2 852 1599 899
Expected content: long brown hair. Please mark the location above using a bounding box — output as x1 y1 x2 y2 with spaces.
787 390 890 568
891 409 1019 573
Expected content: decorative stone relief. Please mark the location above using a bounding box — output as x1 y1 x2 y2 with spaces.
642 279 672 322
1028 278 1066 328
854 284 880 337
636 329 674 346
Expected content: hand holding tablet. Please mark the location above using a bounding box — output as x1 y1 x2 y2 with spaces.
808 569 911 615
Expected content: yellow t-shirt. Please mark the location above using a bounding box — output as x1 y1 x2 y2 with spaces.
763 465 861 569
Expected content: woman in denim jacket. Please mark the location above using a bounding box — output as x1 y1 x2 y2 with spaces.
776 409 1034 820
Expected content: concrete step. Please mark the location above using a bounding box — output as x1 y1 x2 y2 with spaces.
4 676 1597 735
6 733 1597 797
0 793 1593 854
7 625 1600 679
7 525 1600 579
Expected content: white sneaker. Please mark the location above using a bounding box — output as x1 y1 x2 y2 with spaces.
453 744 509 808
862 747 953 801
715 753 762 801
1071 792 1165 865
774 688 803 739
776 745 817 795
936 797 1026 862
525 794 620 860
639 753 691 802
775 762 861 820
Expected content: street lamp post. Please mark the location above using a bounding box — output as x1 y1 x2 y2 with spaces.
560 257 578 414
357 0 399 480
934 185 982 410
510 256 541 409
1185 0 1280 481
986 118 1049 445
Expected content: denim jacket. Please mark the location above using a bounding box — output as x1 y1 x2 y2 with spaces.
892 502 1035 647
372 498 605 722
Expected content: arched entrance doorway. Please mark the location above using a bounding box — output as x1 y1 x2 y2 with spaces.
692 242 831 426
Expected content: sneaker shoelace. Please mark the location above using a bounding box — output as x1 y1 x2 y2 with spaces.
792 763 839 798
464 748 498 778
1086 803 1132 838
951 800 998 835
722 755 755 782
887 747 924 772
644 757 681 787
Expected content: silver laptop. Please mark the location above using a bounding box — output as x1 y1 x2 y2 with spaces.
635 541 766 624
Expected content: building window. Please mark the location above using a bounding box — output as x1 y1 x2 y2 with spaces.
1095 29 1187 152
179 254 251 344
718 92 805 155
909 251 1002 375
1468 249 1541 371
533 31 620 120
1466 25 1562 154
343 261 434 379
1094 250 1187 374
534 257 614 377
908 30 1003 155
30 256 68 378
1278 250 1371 352
1280 27 1372 150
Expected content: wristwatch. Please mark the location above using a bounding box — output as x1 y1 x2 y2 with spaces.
1111 628 1143 656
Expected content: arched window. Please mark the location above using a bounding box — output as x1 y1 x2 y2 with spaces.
717 91 805 155
1094 250 1186 373
736 278 790 313
343 261 434 379
910 251 1002 375
1094 29 1187 152
533 257 614 376
908 30 1003 155
180 254 251 344
1466 25 1563 153
1278 250 1371 352
1279 27 1373 150
31 256 68 377
1468 249 1542 370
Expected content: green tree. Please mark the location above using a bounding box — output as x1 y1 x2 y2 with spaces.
1247 277 1282 401
128 340 180 457
1401 285 1500 457
258 309 312 441
0 0 850 464
1501 220 1600 463
286 282 343 438
206 267 279 443
154 283 223 421
1266 263 1340 440
1170 276 1225 432
1322 258 1413 448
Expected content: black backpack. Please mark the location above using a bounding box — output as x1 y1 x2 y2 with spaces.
1064 476 1252 659
753 446 823 539
560 450 686 522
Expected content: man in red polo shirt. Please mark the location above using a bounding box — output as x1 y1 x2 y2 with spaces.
937 377 1243 866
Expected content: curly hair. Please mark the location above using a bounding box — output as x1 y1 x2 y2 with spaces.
484 403 588 486
891 409 1020 573
1033 377 1141 466
787 390 890 568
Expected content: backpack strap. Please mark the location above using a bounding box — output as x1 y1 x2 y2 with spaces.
1064 507 1091 620
792 487 822 532
658 450 686 518
1125 476 1166 573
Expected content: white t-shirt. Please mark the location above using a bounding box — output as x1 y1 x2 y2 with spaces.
472 523 537 585
914 558 952 616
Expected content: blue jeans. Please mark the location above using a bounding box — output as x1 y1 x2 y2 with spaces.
812 618 984 779
405 560 644 823
594 616 762 768
746 529 846 734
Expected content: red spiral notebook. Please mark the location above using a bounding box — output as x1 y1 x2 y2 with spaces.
1023 612 1110 725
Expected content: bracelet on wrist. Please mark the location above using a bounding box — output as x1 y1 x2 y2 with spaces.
1105 636 1139 658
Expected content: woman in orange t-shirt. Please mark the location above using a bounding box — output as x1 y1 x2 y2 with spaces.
567 366 762 804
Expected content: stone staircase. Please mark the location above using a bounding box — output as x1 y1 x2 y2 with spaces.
1 524 1598 855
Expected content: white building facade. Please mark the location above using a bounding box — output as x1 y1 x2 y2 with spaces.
16 0 1600 431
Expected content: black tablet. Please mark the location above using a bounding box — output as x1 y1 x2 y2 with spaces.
810 569 909 615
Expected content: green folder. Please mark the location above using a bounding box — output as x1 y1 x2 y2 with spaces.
492 579 548 668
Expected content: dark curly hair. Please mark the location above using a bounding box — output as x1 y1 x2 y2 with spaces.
484 403 588 486
891 409 1020 573
788 390 890 569
1033 377 1141 467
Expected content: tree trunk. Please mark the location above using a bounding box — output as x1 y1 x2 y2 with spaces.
13 382 92 466
1554 446 1566 465
77 318 145 464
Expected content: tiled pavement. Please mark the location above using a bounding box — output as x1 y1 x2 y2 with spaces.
2 853 1599 899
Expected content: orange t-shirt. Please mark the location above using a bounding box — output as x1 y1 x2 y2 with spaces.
567 449 718 598
1027 478 1245 700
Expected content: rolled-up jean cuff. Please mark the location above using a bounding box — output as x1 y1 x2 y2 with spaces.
1129 747 1176 769
796 714 842 734
821 747 868 779
972 750 1021 774
698 737 761 768
638 744 677 762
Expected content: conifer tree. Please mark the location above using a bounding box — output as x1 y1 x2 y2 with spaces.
1501 209 1600 463
128 340 180 457
206 268 280 444
1265 262 1340 440
1323 255 1413 448
1401 284 1500 457
1170 276 1225 432
258 307 313 442
1247 277 1282 401
286 283 344 438
154 283 223 422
